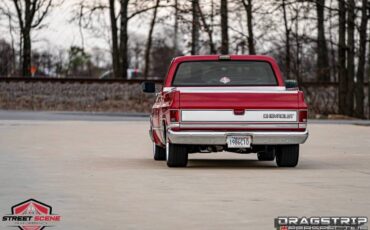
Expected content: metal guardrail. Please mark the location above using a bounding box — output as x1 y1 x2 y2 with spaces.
0 77 164 84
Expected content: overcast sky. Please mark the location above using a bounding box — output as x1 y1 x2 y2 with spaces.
41 1 85 49
1 0 152 54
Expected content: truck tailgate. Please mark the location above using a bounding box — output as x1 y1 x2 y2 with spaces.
175 87 301 130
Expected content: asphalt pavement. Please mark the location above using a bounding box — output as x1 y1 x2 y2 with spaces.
0 110 149 121
0 110 369 230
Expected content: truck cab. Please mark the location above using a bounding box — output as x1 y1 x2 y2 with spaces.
143 55 308 168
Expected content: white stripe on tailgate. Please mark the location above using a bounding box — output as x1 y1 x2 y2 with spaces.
163 86 299 94
181 110 297 122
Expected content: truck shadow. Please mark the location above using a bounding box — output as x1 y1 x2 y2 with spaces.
187 159 318 169
91 156 318 170
187 159 277 169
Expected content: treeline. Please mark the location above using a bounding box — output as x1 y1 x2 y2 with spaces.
0 0 369 118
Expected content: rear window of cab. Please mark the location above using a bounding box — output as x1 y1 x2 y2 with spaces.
172 61 278 86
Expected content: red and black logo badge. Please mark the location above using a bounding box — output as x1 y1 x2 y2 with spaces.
2 199 61 230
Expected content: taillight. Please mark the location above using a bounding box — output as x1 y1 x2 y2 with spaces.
299 110 308 123
163 90 180 107
163 93 172 102
170 110 180 122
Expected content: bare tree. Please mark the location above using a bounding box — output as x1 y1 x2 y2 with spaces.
0 5 17 76
109 0 121 79
291 1 302 84
151 38 177 78
354 0 368 118
173 0 179 52
369 31 370 119
8 0 54 77
282 0 291 79
241 0 255 54
191 0 200 55
328 0 337 81
338 0 347 115
119 0 129 79
316 0 330 82
346 0 355 116
368 36 370 119
76 0 172 79
196 1 216 54
0 40 15 77
144 0 161 79
220 0 229 54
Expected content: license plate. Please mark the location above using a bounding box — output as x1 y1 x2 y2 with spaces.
227 136 251 148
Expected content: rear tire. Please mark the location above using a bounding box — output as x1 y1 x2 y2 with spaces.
153 144 166 161
257 146 275 161
166 143 188 167
276 145 299 167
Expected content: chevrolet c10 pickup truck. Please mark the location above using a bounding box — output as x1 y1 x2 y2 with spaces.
142 55 308 168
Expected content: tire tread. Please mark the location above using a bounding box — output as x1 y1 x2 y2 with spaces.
167 144 188 167
276 145 299 167
154 145 166 161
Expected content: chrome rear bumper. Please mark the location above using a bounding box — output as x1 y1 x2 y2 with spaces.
167 130 309 145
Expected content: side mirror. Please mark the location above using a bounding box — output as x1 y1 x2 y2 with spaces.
285 80 298 90
142 81 156 93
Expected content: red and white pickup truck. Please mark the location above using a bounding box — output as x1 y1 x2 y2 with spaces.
142 55 308 168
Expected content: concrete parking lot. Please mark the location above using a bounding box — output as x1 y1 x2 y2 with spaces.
0 111 369 230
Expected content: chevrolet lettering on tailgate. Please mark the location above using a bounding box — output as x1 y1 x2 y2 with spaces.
142 55 309 168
